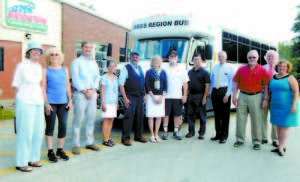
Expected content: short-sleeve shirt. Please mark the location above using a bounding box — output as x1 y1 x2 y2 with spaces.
101 74 118 104
233 64 270 93
11 59 43 105
163 64 189 99
188 67 211 94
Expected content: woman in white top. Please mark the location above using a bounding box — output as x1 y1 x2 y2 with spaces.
101 60 118 147
11 42 45 172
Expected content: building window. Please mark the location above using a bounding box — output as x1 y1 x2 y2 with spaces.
76 41 108 76
0 47 4 71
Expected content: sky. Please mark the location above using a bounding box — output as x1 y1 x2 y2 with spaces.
74 0 299 45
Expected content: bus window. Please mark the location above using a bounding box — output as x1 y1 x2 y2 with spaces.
238 44 250 64
135 39 189 63
223 40 237 62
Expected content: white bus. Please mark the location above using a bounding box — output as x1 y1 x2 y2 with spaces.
112 14 277 122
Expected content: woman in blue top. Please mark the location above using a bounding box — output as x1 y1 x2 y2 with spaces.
101 60 118 147
269 59 299 156
145 55 168 143
43 48 72 162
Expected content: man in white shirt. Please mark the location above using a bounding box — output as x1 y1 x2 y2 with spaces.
209 51 234 144
262 50 279 147
162 50 188 140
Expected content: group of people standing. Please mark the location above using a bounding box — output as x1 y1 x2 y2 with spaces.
11 41 298 172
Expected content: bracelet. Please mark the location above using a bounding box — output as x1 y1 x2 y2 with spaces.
44 101 48 105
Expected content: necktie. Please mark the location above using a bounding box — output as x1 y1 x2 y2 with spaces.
216 65 223 89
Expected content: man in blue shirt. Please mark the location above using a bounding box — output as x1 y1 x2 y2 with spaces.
71 41 100 154
119 51 148 146
209 51 234 144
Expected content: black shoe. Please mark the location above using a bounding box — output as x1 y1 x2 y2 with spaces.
272 141 279 147
161 132 168 140
253 144 261 150
56 149 69 161
48 150 58 163
185 133 195 138
198 135 205 140
262 139 268 144
271 148 286 153
173 132 182 140
219 139 227 144
278 151 285 157
234 141 244 147
211 136 220 141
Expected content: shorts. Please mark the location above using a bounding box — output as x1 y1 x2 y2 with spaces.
165 99 183 116
101 104 117 118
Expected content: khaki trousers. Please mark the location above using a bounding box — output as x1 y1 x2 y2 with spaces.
236 92 262 144
261 107 278 142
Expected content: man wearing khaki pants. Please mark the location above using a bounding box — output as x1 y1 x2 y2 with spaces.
232 50 270 150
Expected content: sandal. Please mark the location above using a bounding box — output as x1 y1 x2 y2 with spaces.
16 166 32 172
155 136 162 142
28 162 42 167
108 139 115 146
103 140 113 147
149 136 156 143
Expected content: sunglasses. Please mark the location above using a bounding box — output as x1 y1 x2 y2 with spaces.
248 57 256 59
50 53 59 56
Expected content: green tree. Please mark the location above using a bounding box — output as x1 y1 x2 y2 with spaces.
278 42 299 78
291 5 300 79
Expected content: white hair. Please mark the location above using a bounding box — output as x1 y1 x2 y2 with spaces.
264 50 279 62
247 50 259 58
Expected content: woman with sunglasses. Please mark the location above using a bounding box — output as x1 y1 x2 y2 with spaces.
12 42 44 172
42 48 72 162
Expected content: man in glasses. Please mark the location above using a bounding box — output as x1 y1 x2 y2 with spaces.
232 50 270 150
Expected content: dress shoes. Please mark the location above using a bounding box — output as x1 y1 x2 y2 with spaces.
134 137 148 143
122 140 132 146
211 136 220 141
261 139 268 144
219 139 226 144
198 135 205 140
185 133 195 138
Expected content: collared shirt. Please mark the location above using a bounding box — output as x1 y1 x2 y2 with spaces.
188 67 211 94
233 64 270 93
163 64 189 99
119 63 143 85
263 64 277 79
71 56 100 91
209 63 234 96
11 59 43 105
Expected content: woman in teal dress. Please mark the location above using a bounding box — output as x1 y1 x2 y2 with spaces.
269 59 299 156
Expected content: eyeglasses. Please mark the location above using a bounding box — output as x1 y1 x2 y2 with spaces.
50 53 59 56
248 57 256 59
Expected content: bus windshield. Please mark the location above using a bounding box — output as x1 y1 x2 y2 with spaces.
135 39 189 63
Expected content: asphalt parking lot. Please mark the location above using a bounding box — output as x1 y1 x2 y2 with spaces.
1 111 300 182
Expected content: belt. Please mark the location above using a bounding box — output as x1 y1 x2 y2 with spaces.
189 90 202 94
240 91 262 95
213 87 227 90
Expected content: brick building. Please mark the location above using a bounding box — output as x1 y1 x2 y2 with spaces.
0 0 130 106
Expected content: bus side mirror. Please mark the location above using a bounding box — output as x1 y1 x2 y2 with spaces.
205 44 213 60
107 43 113 57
